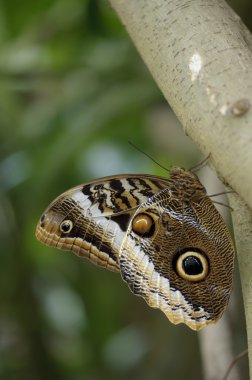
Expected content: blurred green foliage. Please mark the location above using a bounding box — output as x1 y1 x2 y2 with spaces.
0 1 250 379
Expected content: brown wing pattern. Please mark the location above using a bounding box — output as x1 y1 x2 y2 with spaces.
119 169 235 330
36 168 235 330
36 174 169 272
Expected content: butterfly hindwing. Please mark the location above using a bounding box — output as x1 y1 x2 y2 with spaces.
119 181 235 330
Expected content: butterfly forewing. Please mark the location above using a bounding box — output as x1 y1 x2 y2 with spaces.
36 174 169 272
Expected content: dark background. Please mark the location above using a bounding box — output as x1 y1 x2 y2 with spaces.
0 1 251 379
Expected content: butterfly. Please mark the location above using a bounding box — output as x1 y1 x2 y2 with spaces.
35 166 235 330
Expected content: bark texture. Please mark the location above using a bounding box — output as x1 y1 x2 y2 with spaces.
109 0 252 377
198 167 240 380
109 0 252 209
229 194 252 372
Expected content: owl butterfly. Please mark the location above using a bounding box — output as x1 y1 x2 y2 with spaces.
36 167 235 330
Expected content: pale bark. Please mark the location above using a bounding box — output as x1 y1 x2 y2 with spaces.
229 194 252 373
199 316 239 380
109 0 252 377
198 167 240 380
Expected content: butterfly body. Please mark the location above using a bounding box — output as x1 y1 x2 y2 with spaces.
36 167 235 330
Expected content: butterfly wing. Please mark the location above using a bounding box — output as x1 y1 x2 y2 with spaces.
36 170 235 330
36 174 169 272
119 187 235 330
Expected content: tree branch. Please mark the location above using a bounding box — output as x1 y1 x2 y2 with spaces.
229 193 252 374
109 0 252 209
109 0 252 377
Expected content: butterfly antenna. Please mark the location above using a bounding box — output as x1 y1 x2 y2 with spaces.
212 200 233 211
208 190 235 198
189 153 211 172
128 141 170 173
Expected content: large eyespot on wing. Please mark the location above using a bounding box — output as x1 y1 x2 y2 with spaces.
118 189 235 331
35 174 169 272
174 249 209 282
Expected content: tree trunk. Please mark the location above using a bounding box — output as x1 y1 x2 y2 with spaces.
109 0 252 377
